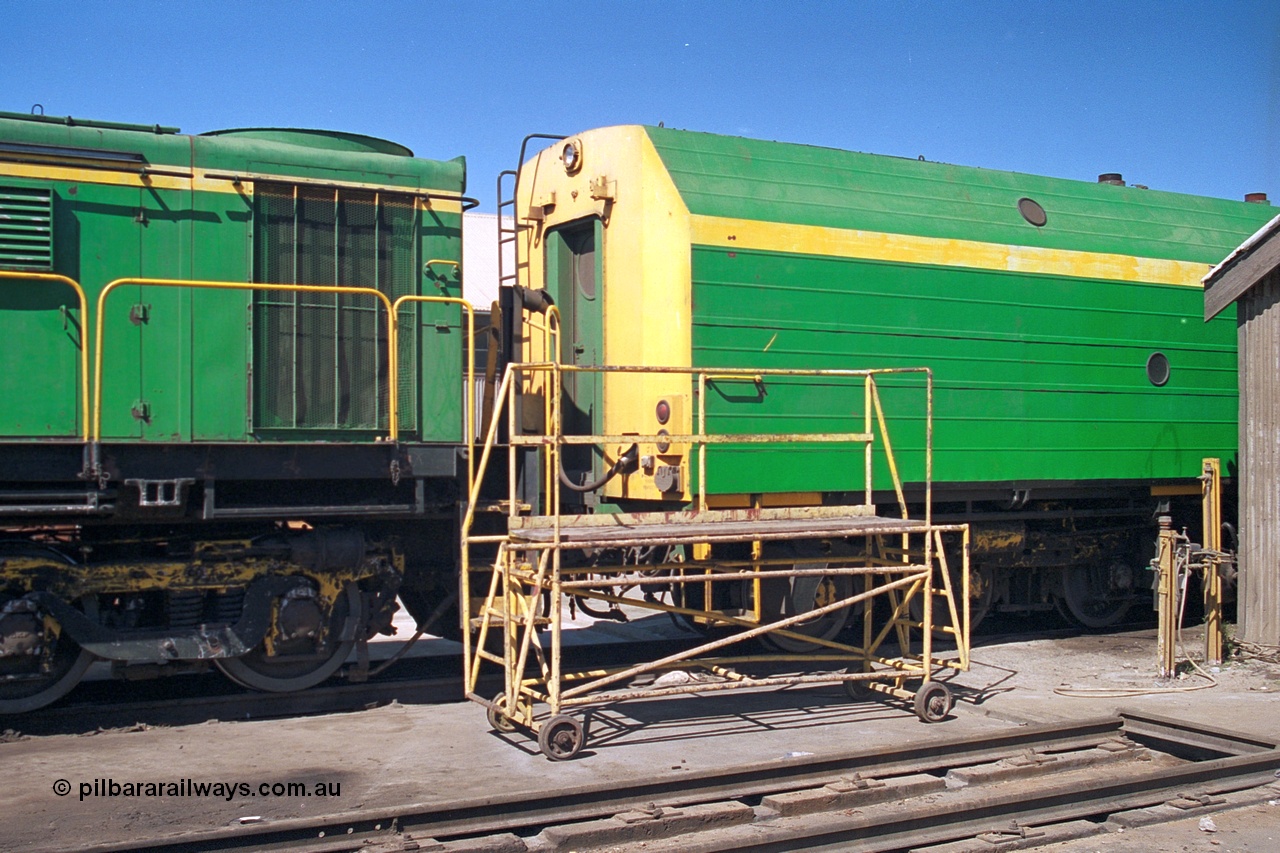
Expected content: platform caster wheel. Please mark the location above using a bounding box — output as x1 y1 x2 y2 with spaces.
538 714 585 761
487 693 518 733
913 682 952 723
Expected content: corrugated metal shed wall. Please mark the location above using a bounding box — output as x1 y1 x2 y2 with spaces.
1238 268 1280 645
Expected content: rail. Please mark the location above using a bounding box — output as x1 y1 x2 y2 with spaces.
37 714 1280 852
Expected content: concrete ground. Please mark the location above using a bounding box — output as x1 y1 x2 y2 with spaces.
4 612 1280 852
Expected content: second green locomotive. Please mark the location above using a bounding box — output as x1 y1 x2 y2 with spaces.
0 111 469 710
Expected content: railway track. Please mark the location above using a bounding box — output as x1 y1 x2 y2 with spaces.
46 712 1280 853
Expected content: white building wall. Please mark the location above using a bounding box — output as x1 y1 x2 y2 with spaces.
461 212 513 311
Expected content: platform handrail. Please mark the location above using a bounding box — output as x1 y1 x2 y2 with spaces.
459 360 934 640
93 278 395 442
390 294 476 493
0 270 91 440
490 361 932 524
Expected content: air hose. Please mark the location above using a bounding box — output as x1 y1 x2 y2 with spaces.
559 443 640 493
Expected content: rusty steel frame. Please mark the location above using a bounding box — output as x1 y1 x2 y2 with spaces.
1201 457 1224 665
462 360 971 748
1156 457 1230 677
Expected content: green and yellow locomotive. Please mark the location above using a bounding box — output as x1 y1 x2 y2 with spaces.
1 112 1272 715
0 111 470 710
505 125 1273 632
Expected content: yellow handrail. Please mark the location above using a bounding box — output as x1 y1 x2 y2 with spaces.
0 270 91 440
472 361 932 519
93 278 394 442
390 295 476 493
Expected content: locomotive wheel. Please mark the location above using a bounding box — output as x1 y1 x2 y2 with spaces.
910 564 994 634
0 546 96 714
758 546 853 653
666 566 728 636
0 603 95 714
216 587 357 692
537 714 585 760
842 672 870 700
487 692 518 733
913 682 952 723
1059 563 1133 629
0 635 94 714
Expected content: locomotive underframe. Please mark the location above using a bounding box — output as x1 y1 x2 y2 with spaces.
0 523 408 710
0 437 476 711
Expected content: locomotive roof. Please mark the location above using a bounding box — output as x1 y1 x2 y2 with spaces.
0 111 464 194
641 125 1273 268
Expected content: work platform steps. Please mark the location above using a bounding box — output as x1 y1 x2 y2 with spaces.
504 504 929 547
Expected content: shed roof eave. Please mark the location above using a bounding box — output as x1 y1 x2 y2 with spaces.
1204 212 1280 320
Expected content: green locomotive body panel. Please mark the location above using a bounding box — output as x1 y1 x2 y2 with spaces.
689 246 1235 492
0 112 465 445
515 126 1273 501
641 127 1272 494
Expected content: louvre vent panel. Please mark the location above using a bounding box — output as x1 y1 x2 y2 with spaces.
252 183 419 432
0 187 53 269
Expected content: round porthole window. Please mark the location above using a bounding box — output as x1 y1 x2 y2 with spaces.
1018 197 1047 227
1146 352 1170 387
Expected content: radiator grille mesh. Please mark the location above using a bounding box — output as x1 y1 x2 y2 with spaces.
253 183 418 432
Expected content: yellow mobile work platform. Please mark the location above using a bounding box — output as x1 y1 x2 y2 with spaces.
461 361 971 760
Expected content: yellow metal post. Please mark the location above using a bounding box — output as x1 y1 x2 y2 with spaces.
1202 458 1224 666
1155 515 1178 678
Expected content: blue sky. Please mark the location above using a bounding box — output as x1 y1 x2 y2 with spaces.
3 2 1277 211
